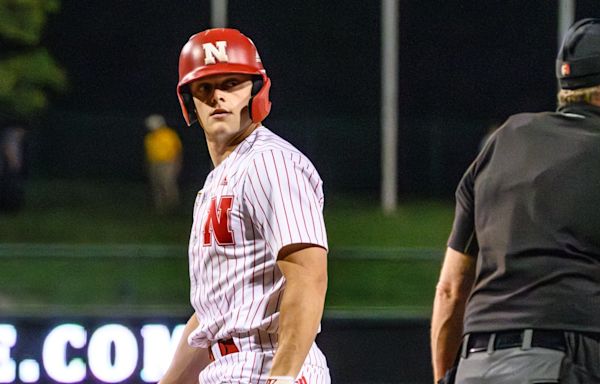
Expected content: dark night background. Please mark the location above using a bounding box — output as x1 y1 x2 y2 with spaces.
33 1 600 197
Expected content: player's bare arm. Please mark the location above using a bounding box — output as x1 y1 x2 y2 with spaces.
158 314 211 384
270 244 328 379
430 247 475 383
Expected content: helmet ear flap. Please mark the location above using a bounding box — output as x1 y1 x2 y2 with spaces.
251 78 263 95
249 77 271 123
182 89 198 126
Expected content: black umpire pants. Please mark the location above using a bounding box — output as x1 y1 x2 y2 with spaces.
454 330 600 384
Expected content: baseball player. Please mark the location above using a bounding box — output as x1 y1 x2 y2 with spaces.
431 19 600 383
158 28 330 384
143 114 183 213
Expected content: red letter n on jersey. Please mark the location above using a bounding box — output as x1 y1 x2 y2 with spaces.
203 196 235 246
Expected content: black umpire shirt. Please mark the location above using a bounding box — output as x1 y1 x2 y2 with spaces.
449 102 600 334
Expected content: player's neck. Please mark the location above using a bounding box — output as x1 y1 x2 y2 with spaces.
206 123 260 166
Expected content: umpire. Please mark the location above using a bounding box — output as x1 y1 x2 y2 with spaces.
431 19 600 384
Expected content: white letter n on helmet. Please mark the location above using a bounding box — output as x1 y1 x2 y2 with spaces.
202 41 228 65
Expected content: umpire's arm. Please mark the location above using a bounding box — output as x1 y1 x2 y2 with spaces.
431 247 476 383
271 244 328 379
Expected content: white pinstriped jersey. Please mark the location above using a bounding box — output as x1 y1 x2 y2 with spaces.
187 126 328 351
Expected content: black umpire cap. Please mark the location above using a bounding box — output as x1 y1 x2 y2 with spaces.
557 18 600 90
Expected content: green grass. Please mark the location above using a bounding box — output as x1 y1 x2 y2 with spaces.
0 179 452 316
0 179 454 247
0 179 194 244
327 258 440 311
326 197 453 248
0 254 440 316
0 257 188 306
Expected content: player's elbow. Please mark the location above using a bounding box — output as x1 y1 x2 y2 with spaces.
435 280 469 305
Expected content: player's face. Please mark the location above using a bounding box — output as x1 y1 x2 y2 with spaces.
190 74 254 140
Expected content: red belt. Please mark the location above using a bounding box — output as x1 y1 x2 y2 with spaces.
208 338 240 361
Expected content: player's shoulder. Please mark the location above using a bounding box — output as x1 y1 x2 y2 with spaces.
231 126 322 187
249 126 298 151
245 126 313 165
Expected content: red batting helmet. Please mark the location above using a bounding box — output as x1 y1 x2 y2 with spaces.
177 28 272 126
